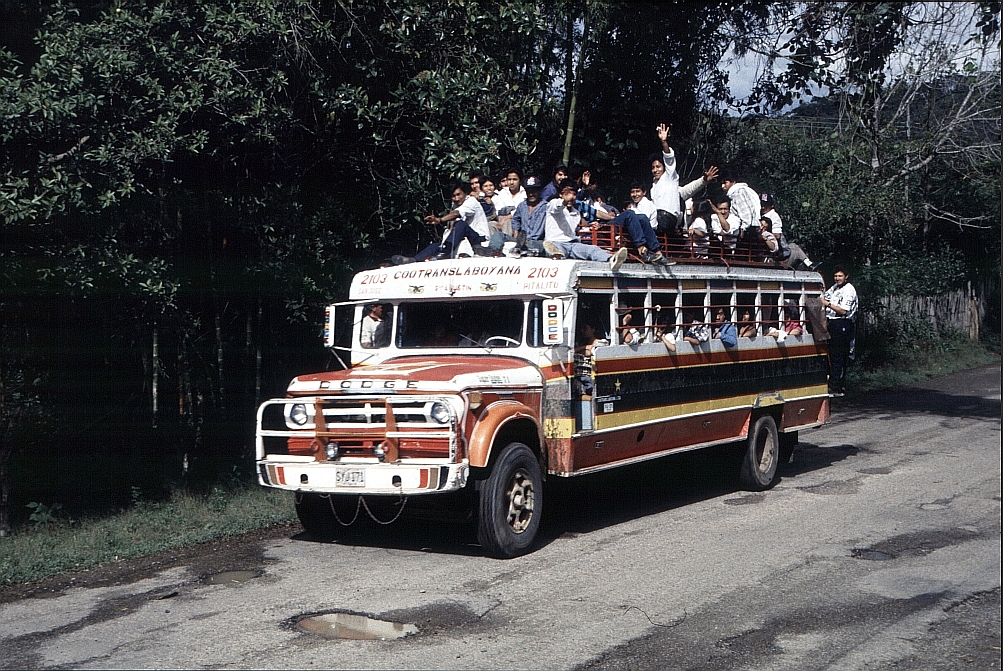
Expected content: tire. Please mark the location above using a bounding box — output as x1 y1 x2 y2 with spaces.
740 415 780 490
778 430 798 465
295 493 356 540
477 442 542 558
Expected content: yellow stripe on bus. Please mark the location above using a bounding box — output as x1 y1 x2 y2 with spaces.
545 418 575 439
593 384 829 431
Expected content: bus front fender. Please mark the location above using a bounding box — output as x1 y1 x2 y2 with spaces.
468 401 541 468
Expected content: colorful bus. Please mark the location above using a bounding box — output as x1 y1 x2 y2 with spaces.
256 256 830 557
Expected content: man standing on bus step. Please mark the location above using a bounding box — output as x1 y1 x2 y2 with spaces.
543 179 628 271
651 123 682 235
821 267 858 396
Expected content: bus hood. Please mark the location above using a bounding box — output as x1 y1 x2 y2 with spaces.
286 355 545 395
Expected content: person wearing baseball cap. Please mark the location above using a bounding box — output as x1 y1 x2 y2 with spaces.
760 193 783 237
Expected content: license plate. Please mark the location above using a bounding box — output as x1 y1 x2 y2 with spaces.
335 468 365 487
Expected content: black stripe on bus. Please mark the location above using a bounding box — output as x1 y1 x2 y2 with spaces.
593 355 828 412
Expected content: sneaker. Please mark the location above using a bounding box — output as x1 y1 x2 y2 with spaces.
807 260 822 271
391 254 416 265
645 250 675 266
609 247 628 272
543 241 563 259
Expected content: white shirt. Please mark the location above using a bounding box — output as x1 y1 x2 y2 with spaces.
629 196 658 229
455 195 490 238
650 149 680 216
360 314 382 348
727 182 760 231
823 282 858 320
688 217 710 257
493 186 526 215
763 208 783 236
544 198 581 243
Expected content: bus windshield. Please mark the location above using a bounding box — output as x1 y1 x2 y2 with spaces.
396 300 525 348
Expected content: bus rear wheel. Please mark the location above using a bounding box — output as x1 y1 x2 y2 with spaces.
477 442 542 558
740 415 780 490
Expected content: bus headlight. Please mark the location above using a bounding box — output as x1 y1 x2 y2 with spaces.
290 403 308 426
430 402 451 424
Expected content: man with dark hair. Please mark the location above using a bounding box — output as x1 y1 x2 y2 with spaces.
494 168 526 233
821 267 858 396
391 182 490 264
719 167 760 239
468 171 485 201
627 180 658 231
650 123 681 234
543 179 628 270
540 163 569 204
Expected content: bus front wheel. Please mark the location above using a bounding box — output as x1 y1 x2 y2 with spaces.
477 442 542 558
740 415 780 490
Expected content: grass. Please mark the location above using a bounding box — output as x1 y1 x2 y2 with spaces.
847 336 1000 394
0 485 296 586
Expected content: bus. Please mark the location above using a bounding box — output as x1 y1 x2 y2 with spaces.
255 254 830 557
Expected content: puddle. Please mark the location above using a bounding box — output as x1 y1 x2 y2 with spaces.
206 570 260 585
297 612 418 640
852 549 895 561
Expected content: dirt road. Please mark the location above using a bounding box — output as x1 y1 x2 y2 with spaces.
1 364 1000 670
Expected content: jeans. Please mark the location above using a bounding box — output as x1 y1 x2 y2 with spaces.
550 240 611 262
828 317 854 390
488 230 545 255
613 210 660 251
415 219 485 261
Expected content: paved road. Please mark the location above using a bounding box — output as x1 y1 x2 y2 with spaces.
2 365 1000 670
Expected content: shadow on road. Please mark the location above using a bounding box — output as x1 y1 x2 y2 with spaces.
287 438 863 557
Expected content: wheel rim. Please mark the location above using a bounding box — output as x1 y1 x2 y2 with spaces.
756 429 776 473
505 468 535 533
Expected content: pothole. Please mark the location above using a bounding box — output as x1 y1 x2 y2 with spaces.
205 570 260 585
851 549 895 561
858 467 892 475
297 612 418 640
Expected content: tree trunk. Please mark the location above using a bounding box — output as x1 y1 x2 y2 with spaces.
563 5 590 165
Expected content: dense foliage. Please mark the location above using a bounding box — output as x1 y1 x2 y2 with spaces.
0 0 998 532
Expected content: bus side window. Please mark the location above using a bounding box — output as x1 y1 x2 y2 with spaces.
576 293 613 344
651 293 677 338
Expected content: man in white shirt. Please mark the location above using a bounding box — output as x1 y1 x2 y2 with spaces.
360 303 390 348
628 181 658 229
391 182 490 263
494 168 527 236
543 180 628 271
821 267 858 395
760 193 783 236
720 168 760 240
650 123 681 234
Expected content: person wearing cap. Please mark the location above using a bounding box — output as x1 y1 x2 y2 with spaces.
719 168 760 240
489 175 547 256
543 179 628 271
760 193 783 237
821 267 857 395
